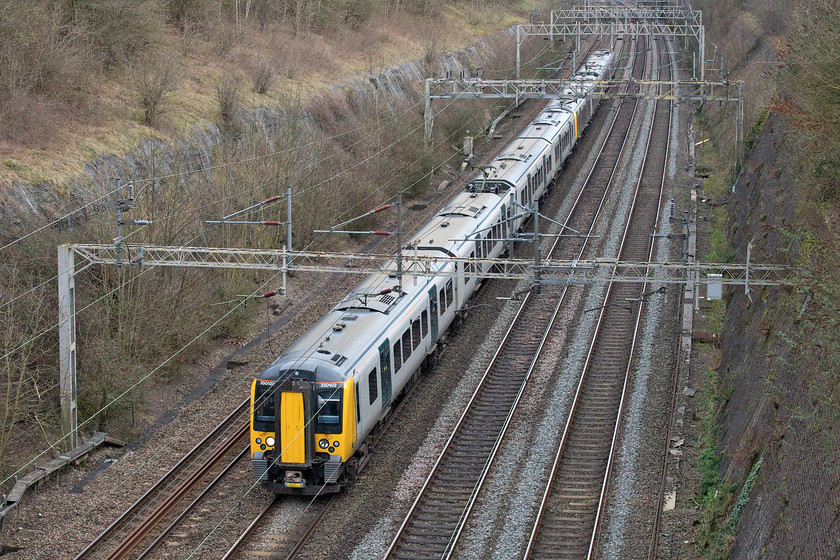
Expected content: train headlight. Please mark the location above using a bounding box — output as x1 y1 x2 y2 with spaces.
255 438 262 444
266 437 275 447
319 438 330 449
333 441 340 448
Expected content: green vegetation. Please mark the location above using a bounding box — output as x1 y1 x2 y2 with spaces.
690 0 840 555
0 2 566 481
695 367 735 559
743 107 769 157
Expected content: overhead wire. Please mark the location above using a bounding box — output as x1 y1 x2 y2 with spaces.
184 93 525 557
185 38 591 553
0 20 550 256
26 102 474 556
0 216 253 488
0 98 425 254
1 89 463 493
0 96 427 312
21 30 555 554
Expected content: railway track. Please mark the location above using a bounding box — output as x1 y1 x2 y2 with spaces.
382 37 648 560
68 39 610 560
219 495 334 560
523 36 674 560
648 38 683 560
74 400 251 560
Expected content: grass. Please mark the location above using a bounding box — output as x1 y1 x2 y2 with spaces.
0 2 532 188
695 367 737 559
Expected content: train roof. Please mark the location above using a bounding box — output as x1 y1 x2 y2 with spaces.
469 136 552 187
258 191 506 385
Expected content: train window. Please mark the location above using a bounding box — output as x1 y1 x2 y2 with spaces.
316 389 342 434
253 384 275 432
439 288 446 312
421 310 428 338
402 329 412 360
393 340 402 371
446 280 453 309
412 319 421 350
368 369 378 405
355 382 360 423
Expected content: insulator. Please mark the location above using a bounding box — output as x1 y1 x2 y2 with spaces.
372 231 392 236
262 221 284 226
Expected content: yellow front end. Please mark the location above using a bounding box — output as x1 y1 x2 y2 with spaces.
250 378 357 493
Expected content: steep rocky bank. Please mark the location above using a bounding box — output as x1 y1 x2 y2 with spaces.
713 112 840 558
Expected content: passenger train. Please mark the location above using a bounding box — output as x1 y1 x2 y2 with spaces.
250 49 616 494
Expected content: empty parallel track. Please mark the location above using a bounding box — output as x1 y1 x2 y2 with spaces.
524 36 674 560
75 401 251 560
383 37 648 560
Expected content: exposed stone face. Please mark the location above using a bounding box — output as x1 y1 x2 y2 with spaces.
718 113 840 559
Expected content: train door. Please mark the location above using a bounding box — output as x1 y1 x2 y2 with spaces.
428 286 438 341
378 339 392 409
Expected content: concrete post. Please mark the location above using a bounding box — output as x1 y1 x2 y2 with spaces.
424 79 433 145
286 185 292 253
516 25 522 80
58 245 78 451
699 25 705 81
736 81 744 167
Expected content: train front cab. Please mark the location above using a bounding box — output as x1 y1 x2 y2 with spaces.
251 375 356 495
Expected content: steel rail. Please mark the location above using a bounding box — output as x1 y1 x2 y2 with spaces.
648 37 682 560
219 498 278 560
588 36 673 559
225 338 431 560
74 399 251 560
135 446 252 560
524 33 673 560
383 36 645 560
104 423 249 560
283 494 338 560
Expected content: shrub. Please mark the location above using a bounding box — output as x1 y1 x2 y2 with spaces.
248 57 274 94
216 74 243 130
66 0 162 71
130 58 180 127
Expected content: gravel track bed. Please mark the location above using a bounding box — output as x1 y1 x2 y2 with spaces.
0 36 695 560
451 38 670 559
299 37 667 560
598 39 694 559
0 76 550 560
282 94 560 560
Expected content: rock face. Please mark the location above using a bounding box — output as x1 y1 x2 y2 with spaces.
0 41 497 233
718 113 840 559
